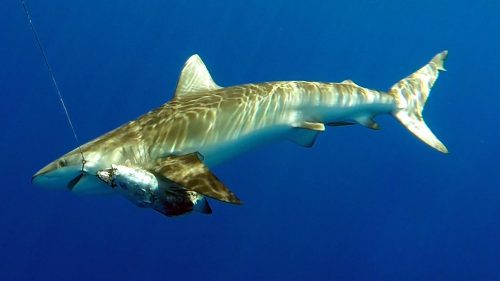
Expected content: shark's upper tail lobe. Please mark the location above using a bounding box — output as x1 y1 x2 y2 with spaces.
389 51 448 153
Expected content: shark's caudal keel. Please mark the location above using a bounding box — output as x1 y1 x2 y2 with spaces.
32 51 449 217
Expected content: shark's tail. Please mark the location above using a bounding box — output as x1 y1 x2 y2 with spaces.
389 51 448 153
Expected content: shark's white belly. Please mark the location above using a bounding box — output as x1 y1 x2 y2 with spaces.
170 99 396 167
178 124 292 168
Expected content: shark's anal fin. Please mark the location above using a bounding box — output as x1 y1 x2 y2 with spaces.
355 116 381 130
154 153 242 204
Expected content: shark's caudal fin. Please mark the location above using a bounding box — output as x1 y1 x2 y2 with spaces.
389 51 449 153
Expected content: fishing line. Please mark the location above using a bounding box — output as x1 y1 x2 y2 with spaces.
20 0 87 172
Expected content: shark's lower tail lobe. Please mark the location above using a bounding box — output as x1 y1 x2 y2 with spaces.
389 51 448 153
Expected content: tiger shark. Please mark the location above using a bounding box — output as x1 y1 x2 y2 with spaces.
32 51 449 217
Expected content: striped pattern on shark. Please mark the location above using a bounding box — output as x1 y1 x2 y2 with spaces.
32 51 449 217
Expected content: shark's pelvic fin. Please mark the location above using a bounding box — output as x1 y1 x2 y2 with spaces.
174 54 221 97
288 128 320 147
389 51 448 153
297 121 325 131
288 121 325 147
154 153 242 204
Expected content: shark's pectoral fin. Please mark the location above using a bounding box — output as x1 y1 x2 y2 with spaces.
154 153 242 204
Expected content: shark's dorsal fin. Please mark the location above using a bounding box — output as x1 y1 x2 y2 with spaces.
153 153 242 204
174 55 221 97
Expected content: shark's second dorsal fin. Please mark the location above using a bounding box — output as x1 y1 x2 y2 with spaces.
340 79 360 87
174 54 221 97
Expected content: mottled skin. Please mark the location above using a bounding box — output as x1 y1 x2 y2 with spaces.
32 52 448 214
82 81 394 168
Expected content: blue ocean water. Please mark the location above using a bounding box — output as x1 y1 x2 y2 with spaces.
1 0 499 280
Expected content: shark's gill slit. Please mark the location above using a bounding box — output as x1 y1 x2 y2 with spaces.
21 0 86 172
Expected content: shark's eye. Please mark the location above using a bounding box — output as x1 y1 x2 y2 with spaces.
58 160 67 167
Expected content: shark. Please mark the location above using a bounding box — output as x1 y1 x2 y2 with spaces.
32 51 449 217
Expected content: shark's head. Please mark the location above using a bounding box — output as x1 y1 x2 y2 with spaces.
32 148 113 195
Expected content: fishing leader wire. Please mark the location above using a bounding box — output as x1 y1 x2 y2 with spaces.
20 0 87 172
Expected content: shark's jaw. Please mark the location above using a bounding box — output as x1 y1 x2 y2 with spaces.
32 162 83 189
32 151 113 195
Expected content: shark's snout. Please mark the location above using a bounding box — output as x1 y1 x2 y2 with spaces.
32 159 81 189
32 152 115 195
32 161 59 183
31 151 87 190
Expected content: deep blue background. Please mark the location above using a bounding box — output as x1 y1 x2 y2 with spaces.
1 0 499 280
